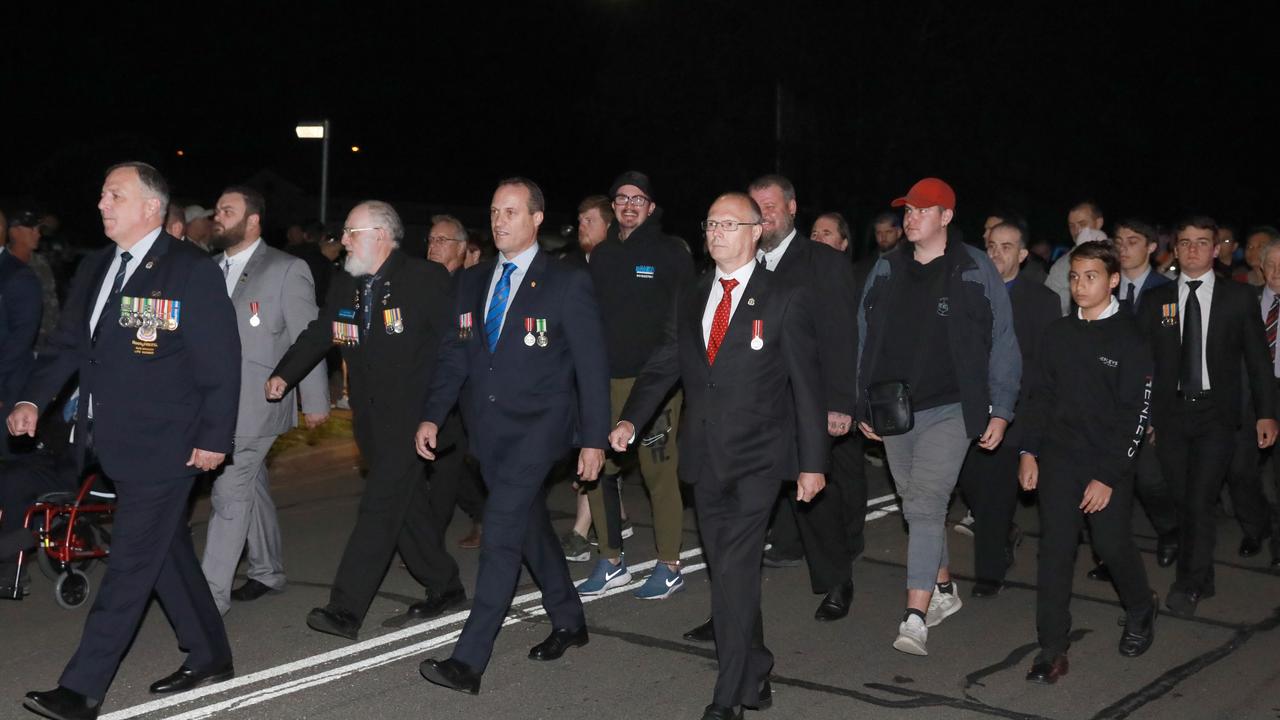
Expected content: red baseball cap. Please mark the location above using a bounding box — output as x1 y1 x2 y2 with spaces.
890 177 956 212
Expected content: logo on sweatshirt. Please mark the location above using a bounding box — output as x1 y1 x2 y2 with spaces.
936 296 950 317
635 264 656 279
1098 355 1118 368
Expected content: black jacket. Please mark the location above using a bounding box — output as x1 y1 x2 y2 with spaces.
588 216 694 378
1004 278 1063 448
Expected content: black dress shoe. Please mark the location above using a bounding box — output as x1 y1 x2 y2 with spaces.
230 579 280 602
418 658 481 695
1025 653 1069 684
528 626 589 661
971 580 1004 599
1239 536 1264 558
761 547 803 568
683 617 714 643
814 581 853 621
700 703 743 720
1119 594 1158 657
742 680 772 710
1156 536 1179 568
407 587 466 619
1165 588 1207 617
1086 563 1112 583
306 605 360 640
149 663 235 694
23 687 101 720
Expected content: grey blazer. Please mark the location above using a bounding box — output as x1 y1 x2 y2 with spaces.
216 243 329 438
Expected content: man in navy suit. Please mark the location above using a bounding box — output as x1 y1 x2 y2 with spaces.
0 212 43 459
611 192 827 720
415 178 610 695
8 162 240 720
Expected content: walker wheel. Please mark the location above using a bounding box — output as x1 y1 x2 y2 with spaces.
55 569 91 610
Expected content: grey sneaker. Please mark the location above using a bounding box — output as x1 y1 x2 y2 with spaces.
893 614 928 655
925 583 963 627
561 531 591 563
953 511 975 537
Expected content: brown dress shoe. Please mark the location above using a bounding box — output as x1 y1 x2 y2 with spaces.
457 523 482 550
1026 653 1069 684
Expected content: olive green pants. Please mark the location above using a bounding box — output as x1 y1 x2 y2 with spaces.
588 377 683 563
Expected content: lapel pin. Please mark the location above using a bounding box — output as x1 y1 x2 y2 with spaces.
747 297 755 306
145 260 155 269
530 281 537 288
151 290 161 297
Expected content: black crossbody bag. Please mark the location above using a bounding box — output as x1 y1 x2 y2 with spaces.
865 380 914 436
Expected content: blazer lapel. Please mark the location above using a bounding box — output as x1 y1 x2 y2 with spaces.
688 272 715 365
84 247 116 339
497 250 547 352
719 268 770 358
230 243 268 304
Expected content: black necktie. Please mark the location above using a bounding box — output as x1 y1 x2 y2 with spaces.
362 275 378 333
1125 281 1136 311
93 251 132 343
1181 280 1204 393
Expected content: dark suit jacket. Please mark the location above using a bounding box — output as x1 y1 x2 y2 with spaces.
0 250 43 406
770 237 857 415
20 231 241 480
1117 268 1172 314
1005 278 1062 447
1139 276 1277 429
422 248 611 469
620 265 827 487
275 250 451 456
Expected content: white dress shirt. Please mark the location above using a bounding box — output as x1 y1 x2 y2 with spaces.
1262 287 1280 379
702 259 757 345
483 242 539 339
221 238 262 297
756 229 796 271
89 227 162 332
1178 269 1215 390
1120 266 1151 305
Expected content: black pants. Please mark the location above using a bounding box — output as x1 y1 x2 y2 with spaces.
1227 413 1277 545
1155 400 1237 595
330 448 463 621
1133 434 1179 538
696 475 777 709
957 439 1019 585
452 460 583 673
1036 449 1152 658
768 433 866 592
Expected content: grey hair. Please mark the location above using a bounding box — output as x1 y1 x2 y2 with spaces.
1261 239 1280 268
107 161 170 214
359 200 404 245
431 213 468 243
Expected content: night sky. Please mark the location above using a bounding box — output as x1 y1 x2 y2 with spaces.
4 0 1276 254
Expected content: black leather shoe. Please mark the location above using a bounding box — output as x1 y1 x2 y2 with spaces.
761 547 803 568
407 587 466 619
1156 535 1179 568
528 626 589 661
1239 536 1264 558
418 658 481 695
683 617 714 643
1166 588 1208 617
149 663 235 694
1086 563 1112 583
700 703 743 720
814 581 853 621
971 580 1004 599
1119 594 1158 657
230 579 280 602
23 686 101 720
742 680 772 710
306 605 360 640
1025 653 1069 684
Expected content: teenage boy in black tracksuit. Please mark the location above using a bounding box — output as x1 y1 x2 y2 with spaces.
1017 241 1157 685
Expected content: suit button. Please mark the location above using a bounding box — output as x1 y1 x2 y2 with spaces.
488 395 496 402
706 383 715 389
89 359 99 365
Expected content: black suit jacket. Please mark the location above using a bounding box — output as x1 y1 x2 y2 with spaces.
20 231 241 480
275 250 451 455
1139 276 1277 429
1005 278 1063 447
1116 268 1172 314
422 248 611 468
769 236 857 415
0 250 43 406
621 265 827 488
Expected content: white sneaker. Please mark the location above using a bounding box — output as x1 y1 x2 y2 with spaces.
893 614 928 655
953 511 975 536
925 583 963 627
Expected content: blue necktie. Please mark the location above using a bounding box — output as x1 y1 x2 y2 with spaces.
485 262 517 353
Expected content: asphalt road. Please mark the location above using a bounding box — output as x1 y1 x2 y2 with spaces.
3 430 1279 720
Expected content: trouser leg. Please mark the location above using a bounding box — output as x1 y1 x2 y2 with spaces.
638 391 683 563
1034 456 1086 658
958 441 1020 584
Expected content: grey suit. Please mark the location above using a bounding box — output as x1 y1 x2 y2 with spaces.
202 242 329 614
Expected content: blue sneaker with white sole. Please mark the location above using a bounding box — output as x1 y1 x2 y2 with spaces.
577 557 632 596
634 563 684 600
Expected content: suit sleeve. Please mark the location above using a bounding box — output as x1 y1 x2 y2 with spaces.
783 286 829 474
0 269 42 403
18 256 99 411
817 253 858 415
1240 288 1278 421
1019 327 1057 457
620 293 682 430
275 272 344 387
1097 334 1154 487
183 256 242 453
422 274 472 426
562 268 611 450
282 258 330 415
981 253 1022 422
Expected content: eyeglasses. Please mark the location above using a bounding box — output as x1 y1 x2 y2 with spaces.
701 220 762 233
341 226 382 237
427 234 462 245
613 194 651 208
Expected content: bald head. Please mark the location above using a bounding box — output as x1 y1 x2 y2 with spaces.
704 193 763 272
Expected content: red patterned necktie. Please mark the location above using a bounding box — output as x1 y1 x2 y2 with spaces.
1267 295 1279 363
706 278 739 365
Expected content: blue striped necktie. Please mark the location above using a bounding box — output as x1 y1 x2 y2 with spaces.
485 262 517 353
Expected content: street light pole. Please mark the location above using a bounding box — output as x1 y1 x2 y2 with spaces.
296 119 331 224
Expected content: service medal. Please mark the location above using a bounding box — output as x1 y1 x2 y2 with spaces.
524 317 536 346
458 312 473 340
137 322 158 342
249 301 261 327
750 319 764 350
535 318 548 347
